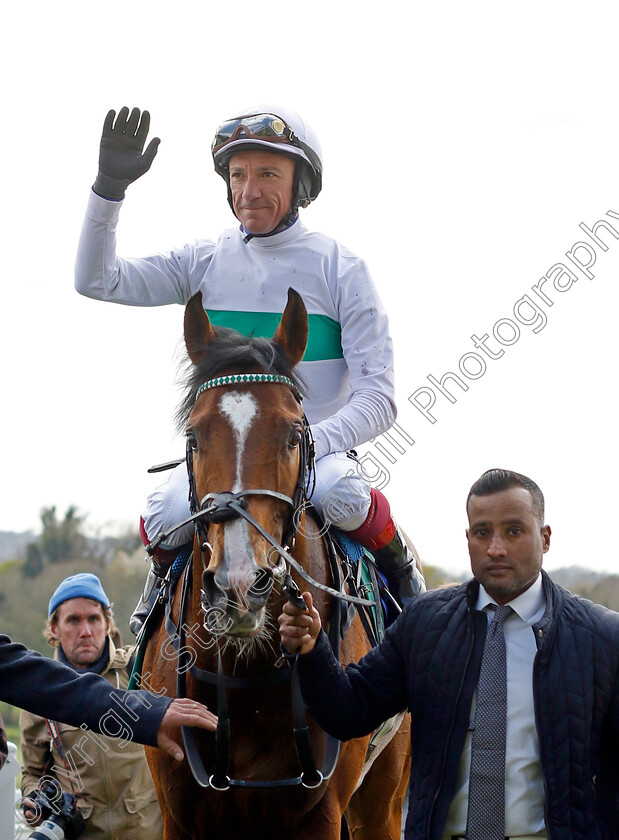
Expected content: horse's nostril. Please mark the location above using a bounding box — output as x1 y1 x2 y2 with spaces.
247 568 274 606
252 567 274 595
202 566 273 613
203 570 227 608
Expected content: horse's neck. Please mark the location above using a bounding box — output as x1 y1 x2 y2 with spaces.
296 510 330 583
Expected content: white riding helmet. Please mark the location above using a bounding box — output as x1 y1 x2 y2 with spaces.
212 105 323 214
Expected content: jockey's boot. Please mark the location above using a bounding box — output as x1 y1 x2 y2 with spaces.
371 523 426 609
346 488 425 610
129 558 174 636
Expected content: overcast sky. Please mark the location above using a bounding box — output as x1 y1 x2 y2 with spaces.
2 1 619 578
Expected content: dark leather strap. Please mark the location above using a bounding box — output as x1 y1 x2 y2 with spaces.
174 559 342 789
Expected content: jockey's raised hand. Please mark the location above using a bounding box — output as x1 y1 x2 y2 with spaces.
279 592 322 655
93 107 160 201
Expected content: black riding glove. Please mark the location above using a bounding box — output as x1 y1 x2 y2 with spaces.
92 107 160 201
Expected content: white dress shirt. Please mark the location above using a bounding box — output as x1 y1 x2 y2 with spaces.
443 575 547 837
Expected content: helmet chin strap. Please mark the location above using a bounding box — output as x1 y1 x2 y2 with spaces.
240 207 299 243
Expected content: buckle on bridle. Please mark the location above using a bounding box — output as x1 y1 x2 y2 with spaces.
200 491 247 523
300 770 324 789
209 774 231 792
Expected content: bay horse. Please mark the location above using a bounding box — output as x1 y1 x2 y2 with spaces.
142 288 413 839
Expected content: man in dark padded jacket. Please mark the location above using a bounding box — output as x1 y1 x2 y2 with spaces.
280 467 619 840
1 634 217 761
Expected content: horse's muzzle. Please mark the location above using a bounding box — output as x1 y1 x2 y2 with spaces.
202 565 274 633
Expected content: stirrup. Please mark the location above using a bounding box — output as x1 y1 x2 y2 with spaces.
129 568 163 636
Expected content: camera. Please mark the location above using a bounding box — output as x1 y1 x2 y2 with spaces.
25 783 85 840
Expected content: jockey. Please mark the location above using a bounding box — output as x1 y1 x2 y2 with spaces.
75 106 425 633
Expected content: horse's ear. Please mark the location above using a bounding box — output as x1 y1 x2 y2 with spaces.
184 291 217 364
273 288 308 369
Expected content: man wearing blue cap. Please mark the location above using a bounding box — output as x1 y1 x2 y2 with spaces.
19 573 165 839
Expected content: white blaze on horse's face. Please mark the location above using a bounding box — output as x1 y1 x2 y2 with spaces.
217 390 264 630
219 391 259 491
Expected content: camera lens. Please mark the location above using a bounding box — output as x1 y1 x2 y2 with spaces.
29 818 67 840
26 791 85 840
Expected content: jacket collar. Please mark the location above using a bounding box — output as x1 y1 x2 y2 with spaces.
533 569 562 646
53 636 132 676
239 216 305 248
465 577 481 609
464 569 561 629
56 636 110 674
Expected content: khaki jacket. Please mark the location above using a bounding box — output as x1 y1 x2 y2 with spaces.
20 640 163 840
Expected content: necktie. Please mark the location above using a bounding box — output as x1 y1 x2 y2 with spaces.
466 604 513 840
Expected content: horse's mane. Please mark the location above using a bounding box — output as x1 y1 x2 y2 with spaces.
176 326 307 431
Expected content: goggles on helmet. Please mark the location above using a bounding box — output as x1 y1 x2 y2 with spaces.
211 113 299 154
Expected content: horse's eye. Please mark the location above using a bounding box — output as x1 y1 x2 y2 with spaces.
288 427 303 448
186 431 198 451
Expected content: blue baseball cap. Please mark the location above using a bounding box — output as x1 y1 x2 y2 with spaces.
48 573 111 617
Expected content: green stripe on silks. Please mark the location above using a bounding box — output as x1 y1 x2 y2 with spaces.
205 310 343 362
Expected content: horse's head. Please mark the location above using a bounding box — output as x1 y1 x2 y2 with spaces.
181 288 310 640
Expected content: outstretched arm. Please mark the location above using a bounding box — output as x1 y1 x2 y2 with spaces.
278 594 409 740
1 635 217 761
75 108 214 305
310 253 396 460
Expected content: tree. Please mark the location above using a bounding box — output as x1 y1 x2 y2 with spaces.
21 543 43 578
22 505 92 577
41 505 89 563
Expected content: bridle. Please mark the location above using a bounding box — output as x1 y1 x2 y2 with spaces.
146 372 376 790
189 374 313 566
146 373 373 609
